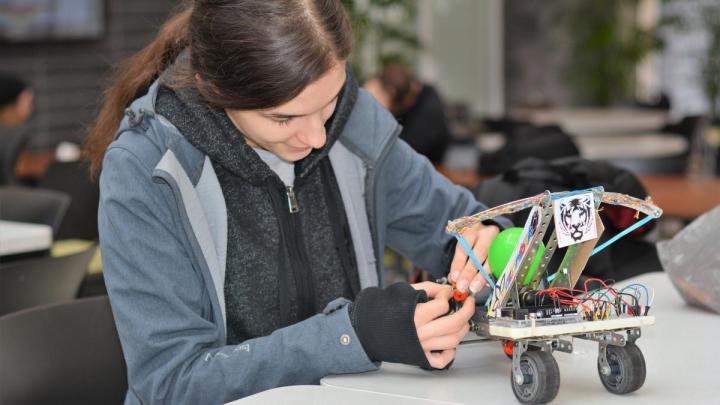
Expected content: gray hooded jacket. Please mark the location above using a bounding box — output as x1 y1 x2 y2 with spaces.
99 79 511 404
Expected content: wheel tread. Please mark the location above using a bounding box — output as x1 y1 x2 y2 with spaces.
598 342 646 395
511 350 560 404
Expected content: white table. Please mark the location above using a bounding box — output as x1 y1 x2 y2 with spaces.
228 385 452 404
474 131 687 163
575 133 688 160
513 108 669 137
322 272 720 404
0 220 52 256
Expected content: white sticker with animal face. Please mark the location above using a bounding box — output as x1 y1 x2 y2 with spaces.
553 192 597 248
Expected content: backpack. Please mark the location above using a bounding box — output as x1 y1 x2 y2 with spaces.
478 124 580 175
474 157 656 281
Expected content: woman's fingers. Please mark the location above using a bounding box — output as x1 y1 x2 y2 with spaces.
458 258 479 291
420 323 470 352
426 349 456 369
414 287 452 327
415 294 475 369
452 225 500 292
475 225 499 259
411 281 451 299
449 231 476 282
417 295 475 342
469 270 488 294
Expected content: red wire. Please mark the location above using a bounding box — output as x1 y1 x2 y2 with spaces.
533 277 635 313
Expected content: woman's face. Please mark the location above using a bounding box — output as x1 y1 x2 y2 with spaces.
226 62 346 162
0 89 33 127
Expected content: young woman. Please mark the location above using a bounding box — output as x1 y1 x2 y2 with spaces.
85 1 510 403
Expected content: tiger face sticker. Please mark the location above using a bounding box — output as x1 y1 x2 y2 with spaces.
553 192 597 248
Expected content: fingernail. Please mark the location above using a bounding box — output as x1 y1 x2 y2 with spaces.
470 280 483 293
449 271 459 282
457 280 469 292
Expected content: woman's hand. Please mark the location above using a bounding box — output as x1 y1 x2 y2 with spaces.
449 223 500 294
411 282 475 369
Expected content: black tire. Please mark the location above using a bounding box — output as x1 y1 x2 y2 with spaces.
511 350 560 404
597 342 646 395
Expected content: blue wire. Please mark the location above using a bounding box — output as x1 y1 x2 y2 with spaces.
455 234 496 289
620 283 650 306
591 215 653 256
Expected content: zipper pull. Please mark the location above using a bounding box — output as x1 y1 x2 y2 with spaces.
286 186 299 213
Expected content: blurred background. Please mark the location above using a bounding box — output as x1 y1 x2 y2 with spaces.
0 0 720 304
1 0 719 280
1 0 719 284
1 1 719 403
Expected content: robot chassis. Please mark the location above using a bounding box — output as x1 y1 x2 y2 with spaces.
445 187 662 404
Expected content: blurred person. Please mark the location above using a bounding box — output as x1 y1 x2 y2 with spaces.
0 72 33 184
0 72 33 129
365 64 452 164
83 1 510 403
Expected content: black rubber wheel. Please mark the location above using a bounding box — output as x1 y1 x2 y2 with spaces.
597 342 646 395
511 350 560 404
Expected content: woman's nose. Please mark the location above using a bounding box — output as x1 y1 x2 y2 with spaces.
301 116 327 149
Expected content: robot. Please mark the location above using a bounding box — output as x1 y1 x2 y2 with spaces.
443 187 662 404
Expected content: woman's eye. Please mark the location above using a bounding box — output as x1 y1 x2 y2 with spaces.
274 117 292 126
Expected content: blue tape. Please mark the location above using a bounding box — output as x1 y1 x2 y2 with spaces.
455 234 496 289
550 187 601 200
591 215 653 256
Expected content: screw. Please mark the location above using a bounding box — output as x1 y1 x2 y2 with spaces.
515 374 525 384
601 366 611 376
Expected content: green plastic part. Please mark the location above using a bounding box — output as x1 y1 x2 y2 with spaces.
488 227 545 286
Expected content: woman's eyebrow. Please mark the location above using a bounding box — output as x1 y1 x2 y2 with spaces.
264 88 342 119
265 112 302 119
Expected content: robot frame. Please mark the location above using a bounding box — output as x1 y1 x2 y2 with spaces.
444 187 662 404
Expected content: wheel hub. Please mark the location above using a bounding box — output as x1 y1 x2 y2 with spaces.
600 365 611 376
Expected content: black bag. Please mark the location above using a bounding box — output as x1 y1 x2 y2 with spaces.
474 157 658 281
479 124 580 175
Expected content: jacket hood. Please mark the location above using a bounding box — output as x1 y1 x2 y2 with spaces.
154 51 359 185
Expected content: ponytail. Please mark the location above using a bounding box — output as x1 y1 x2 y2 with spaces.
84 7 191 179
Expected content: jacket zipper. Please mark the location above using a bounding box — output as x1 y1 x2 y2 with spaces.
268 179 315 321
286 186 299 213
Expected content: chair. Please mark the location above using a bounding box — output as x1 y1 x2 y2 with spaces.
39 161 100 240
0 245 95 316
0 296 128 405
0 127 29 185
77 271 108 298
661 115 705 142
0 186 70 237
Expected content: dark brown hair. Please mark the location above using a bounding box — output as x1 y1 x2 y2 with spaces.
0 72 29 108
84 0 352 178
